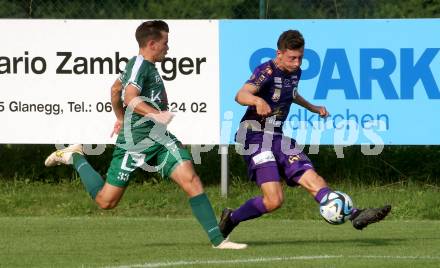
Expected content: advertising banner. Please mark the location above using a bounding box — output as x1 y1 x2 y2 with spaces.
2 19 439 145
220 19 440 145
0 20 219 144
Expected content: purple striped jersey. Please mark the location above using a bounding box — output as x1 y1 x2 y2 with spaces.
239 60 301 133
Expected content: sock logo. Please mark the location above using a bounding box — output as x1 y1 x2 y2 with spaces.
208 226 220 233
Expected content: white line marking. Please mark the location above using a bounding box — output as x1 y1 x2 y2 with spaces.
106 255 440 268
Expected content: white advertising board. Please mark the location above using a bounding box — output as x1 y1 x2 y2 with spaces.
0 20 219 144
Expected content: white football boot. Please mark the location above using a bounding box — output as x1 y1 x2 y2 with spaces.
44 144 83 167
213 238 247 249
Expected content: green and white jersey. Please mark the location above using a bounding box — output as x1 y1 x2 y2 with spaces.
117 55 169 144
119 55 168 111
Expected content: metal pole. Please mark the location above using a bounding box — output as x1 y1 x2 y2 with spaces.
259 0 266 19
220 144 229 197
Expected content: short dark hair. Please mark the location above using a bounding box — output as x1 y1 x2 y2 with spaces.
135 20 169 48
277 30 305 51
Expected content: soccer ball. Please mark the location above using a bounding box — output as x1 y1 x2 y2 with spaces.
319 191 353 225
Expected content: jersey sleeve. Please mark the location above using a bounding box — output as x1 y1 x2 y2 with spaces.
128 72 144 92
126 57 147 92
246 65 273 92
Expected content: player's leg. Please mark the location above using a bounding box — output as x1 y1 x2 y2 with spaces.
219 159 282 238
282 147 391 230
45 144 127 209
277 133 392 229
169 160 203 197
261 181 284 212
94 183 126 209
296 169 331 202
100 145 156 209
275 135 330 202
45 144 105 200
170 160 222 243
75 150 127 209
296 169 391 229
161 136 246 249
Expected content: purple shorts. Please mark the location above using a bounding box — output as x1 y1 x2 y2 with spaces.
241 132 314 186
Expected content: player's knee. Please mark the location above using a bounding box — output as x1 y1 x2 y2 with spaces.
178 173 203 195
188 173 199 183
178 171 197 186
264 195 284 212
299 170 328 193
188 174 203 190
96 200 117 210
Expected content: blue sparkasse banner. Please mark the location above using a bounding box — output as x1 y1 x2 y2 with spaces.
219 19 440 145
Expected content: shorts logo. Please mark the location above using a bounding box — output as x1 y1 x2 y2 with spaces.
253 151 276 165
121 152 146 172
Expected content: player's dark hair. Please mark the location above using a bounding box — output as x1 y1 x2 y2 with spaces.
277 30 304 50
135 20 169 48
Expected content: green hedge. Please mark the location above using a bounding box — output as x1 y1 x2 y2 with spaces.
1 144 439 185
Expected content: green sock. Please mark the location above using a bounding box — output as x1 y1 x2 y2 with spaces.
72 153 104 199
189 193 224 246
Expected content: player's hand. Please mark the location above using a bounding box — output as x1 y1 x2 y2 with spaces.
148 111 175 125
315 106 329 118
255 98 272 116
110 119 123 138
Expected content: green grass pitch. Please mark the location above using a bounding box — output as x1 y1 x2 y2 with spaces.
0 217 439 267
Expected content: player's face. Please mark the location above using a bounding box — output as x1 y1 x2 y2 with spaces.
277 48 304 73
154 31 169 62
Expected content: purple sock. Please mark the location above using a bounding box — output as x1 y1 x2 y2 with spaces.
314 187 331 203
230 196 267 224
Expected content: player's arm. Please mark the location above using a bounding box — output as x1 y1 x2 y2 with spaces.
124 84 174 125
235 83 271 116
293 93 329 118
110 79 124 137
111 79 124 121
